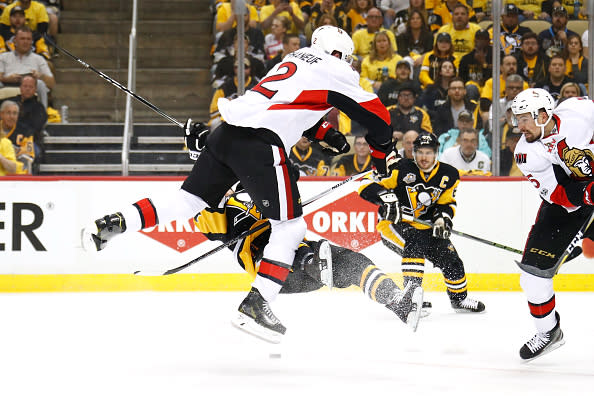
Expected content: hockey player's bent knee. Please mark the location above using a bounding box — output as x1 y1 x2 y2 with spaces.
265 217 307 265
519 271 554 300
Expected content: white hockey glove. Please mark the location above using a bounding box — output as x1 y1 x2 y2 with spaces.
378 191 400 223
432 213 452 239
184 118 209 160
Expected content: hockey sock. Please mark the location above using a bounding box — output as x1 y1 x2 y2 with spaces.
520 271 557 333
401 257 424 289
359 265 398 304
445 275 468 302
252 259 291 302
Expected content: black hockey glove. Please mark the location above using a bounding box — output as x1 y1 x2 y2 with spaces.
432 213 453 239
377 190 400 223
184 118 209 160
321 128 350 156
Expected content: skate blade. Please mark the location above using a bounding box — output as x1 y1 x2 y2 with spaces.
80 225 99 252
406 287 424 332
231 312 283 344
452 307 487 314
521 338 566 363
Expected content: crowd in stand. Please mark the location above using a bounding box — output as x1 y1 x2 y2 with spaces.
208 0 591 177
0 0 61 176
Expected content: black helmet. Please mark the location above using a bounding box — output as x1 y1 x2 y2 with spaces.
413 133 439 152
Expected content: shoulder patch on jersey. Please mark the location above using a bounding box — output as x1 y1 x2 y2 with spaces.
403 173 416 184
556 138 594 178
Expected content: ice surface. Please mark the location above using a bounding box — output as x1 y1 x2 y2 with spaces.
1 290 593 396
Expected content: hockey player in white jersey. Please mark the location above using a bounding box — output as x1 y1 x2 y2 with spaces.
81 26 393 344
511 88 594 361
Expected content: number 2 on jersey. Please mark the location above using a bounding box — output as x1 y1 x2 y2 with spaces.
252 62 298 99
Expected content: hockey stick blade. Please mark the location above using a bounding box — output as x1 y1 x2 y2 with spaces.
44 35 184 128
413 218 523 255
134 172 371 276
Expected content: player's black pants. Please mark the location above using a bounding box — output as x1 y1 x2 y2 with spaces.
383 222 467 302
520 201 594 277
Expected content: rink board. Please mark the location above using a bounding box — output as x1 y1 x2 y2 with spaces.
1 176 593 292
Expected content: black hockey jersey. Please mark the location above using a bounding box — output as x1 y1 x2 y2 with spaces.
289 144 331 176
331 153 373 176
359 158 459 230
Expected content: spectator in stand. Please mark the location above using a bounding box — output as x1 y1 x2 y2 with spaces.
331 135 373 176
5 74 46 161
264 16 291 60
432 77 479 137
440 128 491 176
542 0 587 21
435 3 481 59
0 127 17 175
266 33 301 71
563 34 588 94
360 31 403 93
419 59 457 115
377 0 408 30
487 74 524 135
260 0 305 36
515 31 550 86
352 8 397 58
212 36 266 89
387 81 432 142
215 0 259 34
36 0 59 40
430 0 475 32
304 0 346 41
396 9 433 67
499 105 523 176
1 6 50 61
535 54 574 101
558 81 581 101
377 59 420 107
458 29 492 101
510 0 550 22
468 0 490 22
213 17 266 64
0 27 54 108
479 55 528 124
419 32 457 89
582 29 588 57
0 100 32 174
289 136 331 176
397 129 418 159
342 0 373 34
489 4 533 56
538 6 578 58
0 0 48 39
209 58 258 129
438 110 490 158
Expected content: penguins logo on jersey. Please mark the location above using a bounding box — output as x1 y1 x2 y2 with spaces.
556 139 594 178
228 195 263 226
405 184 442 217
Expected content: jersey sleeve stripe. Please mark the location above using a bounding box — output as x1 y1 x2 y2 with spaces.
267 90 333 111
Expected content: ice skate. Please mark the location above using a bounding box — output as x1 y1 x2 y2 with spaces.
231 287 286 344
451 297 485 313
520 312 565 362
313 239 333 289
81 212 126 252
386 283 424 332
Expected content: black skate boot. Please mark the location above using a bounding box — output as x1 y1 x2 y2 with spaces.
81 212 126 251
231 287 286 344
451 297 486 313
520 312 565 362
386 283 424 332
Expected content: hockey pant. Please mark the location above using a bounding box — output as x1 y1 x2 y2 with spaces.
378 220 468 302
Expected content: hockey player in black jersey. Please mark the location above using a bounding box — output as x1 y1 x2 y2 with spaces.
358 133 485 314
194 191 424 332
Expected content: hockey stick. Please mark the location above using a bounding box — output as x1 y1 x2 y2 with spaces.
44 35 183 128
412 218 523 255
134 171 372 276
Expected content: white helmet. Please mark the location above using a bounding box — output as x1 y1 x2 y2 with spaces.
510 88 555 139
311 26 354 64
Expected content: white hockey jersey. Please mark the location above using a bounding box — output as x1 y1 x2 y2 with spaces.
440 146 491 173
514 97 594 211
218 46 392 154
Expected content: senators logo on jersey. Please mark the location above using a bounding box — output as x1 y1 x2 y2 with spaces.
556 138 594 178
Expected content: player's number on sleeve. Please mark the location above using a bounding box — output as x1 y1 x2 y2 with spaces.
252 62 298 99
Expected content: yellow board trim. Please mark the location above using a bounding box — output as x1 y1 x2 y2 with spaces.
0 273 594 292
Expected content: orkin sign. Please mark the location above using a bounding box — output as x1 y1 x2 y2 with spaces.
141 218 207 253
304 192 380 252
